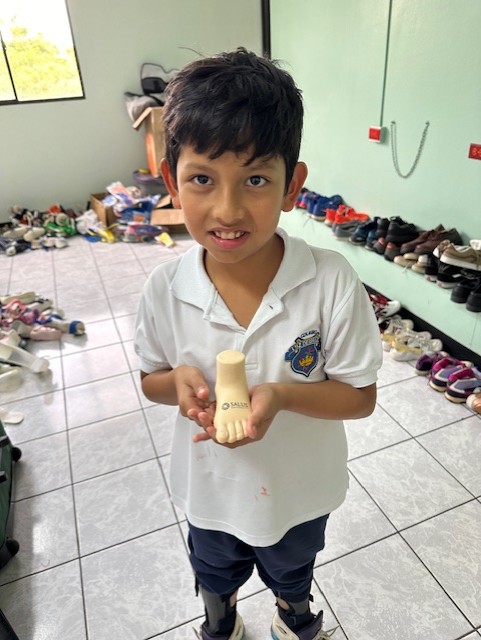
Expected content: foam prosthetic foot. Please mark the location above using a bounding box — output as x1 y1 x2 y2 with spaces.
214 350 251 444
0 342 49 373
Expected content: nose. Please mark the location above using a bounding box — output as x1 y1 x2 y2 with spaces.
212 186 245 225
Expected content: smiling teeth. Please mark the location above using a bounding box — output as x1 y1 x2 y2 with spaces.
215 231 244 239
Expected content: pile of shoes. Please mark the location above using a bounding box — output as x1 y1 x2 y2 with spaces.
296 193 481 313
380 314 444 362
0 205 78 256
0 291 85 349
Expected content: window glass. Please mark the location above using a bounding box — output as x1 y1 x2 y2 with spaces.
0 0 83 104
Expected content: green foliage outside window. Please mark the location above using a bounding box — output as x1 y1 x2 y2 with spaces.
0 0 84 104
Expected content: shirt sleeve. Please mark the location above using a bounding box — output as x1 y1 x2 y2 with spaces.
134 275 172 374
321 264 383 387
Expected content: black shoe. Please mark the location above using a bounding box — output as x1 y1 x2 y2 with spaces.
385 220 419 244
436 263 463 289
451 272 481 303
466 278 481 312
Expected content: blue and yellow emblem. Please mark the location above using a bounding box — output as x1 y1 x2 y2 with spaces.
285 330 321 377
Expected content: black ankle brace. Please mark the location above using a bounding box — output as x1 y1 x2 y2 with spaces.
199 586 236 635
277 595 315 632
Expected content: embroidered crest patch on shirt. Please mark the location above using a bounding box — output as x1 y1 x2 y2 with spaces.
285 330 321 377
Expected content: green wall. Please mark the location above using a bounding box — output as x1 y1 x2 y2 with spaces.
272 0 481 354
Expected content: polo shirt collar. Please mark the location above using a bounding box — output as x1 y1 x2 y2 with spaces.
170 228 317 310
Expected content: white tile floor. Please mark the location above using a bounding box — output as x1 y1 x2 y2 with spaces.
0 234 480 640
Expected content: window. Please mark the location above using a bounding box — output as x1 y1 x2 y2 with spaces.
0 0 84 104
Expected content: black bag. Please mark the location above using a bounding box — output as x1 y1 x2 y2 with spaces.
0 421 21 570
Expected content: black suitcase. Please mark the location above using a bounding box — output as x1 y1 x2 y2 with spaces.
0 421 21 569
0 420 21 640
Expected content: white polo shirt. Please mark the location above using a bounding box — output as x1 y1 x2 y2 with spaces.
134 228 382 547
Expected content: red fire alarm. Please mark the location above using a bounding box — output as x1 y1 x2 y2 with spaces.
368 126 384 143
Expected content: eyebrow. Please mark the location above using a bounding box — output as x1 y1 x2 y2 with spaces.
182 160 278 172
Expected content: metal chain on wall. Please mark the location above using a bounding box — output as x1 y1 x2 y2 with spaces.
390 120 430 179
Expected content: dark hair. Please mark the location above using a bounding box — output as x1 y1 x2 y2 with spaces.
162 48 303 188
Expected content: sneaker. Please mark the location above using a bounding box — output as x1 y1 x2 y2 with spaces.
393 254 417 268
364 229 378 251
439 243 481 271
369 293 401 323
380 316 415 352
384 242 402 261
428 361 473 391
390 335 443 362
466 392 481 414
450 273 481 303
414 350 449 376
445 374 481 403
411 254 430 275
308 195 343 221
466 278 481 312
334 221 358 240
350 218 379 245
372 236 388 255
271 610 337 640
385 220 418 245
196 613 245 640
375 217 391 239
435 262 463 289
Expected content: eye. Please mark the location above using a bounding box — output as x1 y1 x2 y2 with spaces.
247 176 267 187
192 175 212 185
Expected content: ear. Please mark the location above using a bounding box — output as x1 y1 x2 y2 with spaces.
281 162 308 212
160 158 181 209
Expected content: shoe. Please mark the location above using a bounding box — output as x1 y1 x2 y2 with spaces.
308 195 343 221
334 221 358 240
422 254 439 281
380 315 414 352
393 254 417 268
466 392 481 414
399 225 443 255
369 293 401 323
411 254 430 275
428 361 473 391
466 278 481 312
439 243 481 271
384 242 402 261
385 220 418 245
350 218 379 245
413 228 463 255
372 236 388 255
375 217 391 239
390 334 442 362
450 273 481 303
271 609 337 640
197 613 245 640
414 350 449 376
333 208 369 228
364 229 378 251
435 262 463 289
445 372 481 403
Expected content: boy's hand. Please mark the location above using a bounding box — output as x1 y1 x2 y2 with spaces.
173 365 214 426
193 383 282 447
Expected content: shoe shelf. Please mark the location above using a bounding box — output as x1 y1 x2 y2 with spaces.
279 210 481 355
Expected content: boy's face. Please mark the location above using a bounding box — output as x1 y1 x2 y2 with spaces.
160 146 307 271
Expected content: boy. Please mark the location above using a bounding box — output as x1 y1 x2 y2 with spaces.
134 48 382 640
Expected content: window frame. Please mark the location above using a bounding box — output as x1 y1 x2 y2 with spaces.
0 0 85 106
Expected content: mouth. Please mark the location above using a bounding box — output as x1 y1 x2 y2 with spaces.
211 230 247 240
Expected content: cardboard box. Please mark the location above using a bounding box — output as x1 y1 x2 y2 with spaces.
133 107 166 178
151 207 187 233
90 192 117 227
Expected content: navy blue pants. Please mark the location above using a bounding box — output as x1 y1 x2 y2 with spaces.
187 514 329 603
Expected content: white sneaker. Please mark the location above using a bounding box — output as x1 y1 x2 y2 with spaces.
271 610 337 640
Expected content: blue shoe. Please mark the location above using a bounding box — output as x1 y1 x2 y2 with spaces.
350 217 379 245
271 609 337 639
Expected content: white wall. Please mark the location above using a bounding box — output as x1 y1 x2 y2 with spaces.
0 0 262 220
